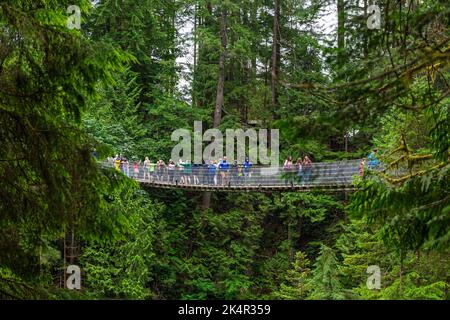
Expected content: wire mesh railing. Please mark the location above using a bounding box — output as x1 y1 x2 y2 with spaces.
101 159 362 189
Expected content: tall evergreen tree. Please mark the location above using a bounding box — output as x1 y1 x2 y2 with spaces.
308 245 346 299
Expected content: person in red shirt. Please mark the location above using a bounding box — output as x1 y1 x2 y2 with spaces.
133 161 140 179
359 159 366 177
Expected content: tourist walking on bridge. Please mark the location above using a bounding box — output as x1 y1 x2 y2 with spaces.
148 160 156 181
143 157 151 180
114 155 121 172
237 165 244 185
303 155 313 185
359 158 366 176
168 160 176 182
133 160 140 179
156 159 166 182
284 156 294 185
119 156 125 173
243 157 252 184
219 156 230 186
121 157 130 177
368 148 379 169
125 158 130 177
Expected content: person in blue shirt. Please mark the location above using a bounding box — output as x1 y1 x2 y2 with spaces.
243 157 252 184
219 156 230 186
92 149 98 160
368 148 379 169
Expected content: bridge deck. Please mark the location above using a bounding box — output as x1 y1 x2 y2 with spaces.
139 180 356 193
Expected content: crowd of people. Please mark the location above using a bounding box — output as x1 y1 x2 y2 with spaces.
109 153 318 187
108 149 380 187
282 155 314 186
109 155 254 186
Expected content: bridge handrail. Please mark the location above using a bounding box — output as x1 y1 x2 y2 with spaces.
100 159 364 189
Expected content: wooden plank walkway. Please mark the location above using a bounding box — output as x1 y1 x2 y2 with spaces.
139 180 356 193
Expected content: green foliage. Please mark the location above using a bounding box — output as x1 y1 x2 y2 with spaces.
85 0 206 160
1 0 449 302
83 68 152 158
80 188 162 299
0 267 49 299
272 251 312 300
0 0 149 298
334 217 450 300
175 194 268 300
308 245 346 300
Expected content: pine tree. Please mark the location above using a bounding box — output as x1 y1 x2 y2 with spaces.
273 251 312 300
308 245 346 300
0 0 131 296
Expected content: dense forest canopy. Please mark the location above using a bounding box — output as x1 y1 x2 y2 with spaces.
0 0 448 300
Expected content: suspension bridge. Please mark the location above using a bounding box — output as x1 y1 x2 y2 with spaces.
103 159 362 193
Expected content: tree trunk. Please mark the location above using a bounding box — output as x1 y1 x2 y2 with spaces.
337 0 345 67
201 192 212 211
213 7 228 128
271 0 280 117
192 3 198 106
363 0 368 57
202 5 228 210
334 0 347 152
269 0 281 150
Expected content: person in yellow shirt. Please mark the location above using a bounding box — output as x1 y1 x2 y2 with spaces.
114 156 121 172
143 157 151 180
